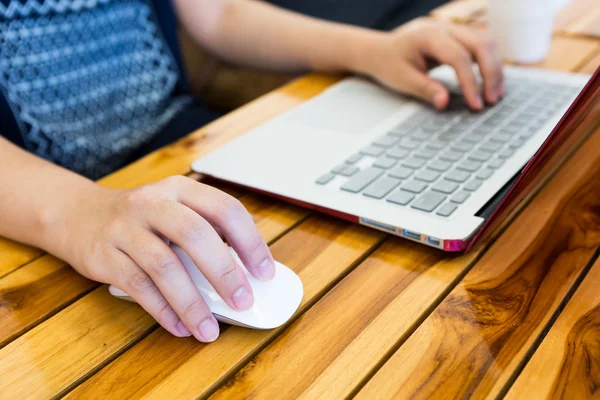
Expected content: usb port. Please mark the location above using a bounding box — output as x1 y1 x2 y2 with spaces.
402 230 421 241
427 237 441 247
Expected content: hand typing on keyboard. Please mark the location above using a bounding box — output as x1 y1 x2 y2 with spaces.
353 18 504 111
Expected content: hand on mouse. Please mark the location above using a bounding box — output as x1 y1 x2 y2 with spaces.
354 18 504 111
45 175 276 343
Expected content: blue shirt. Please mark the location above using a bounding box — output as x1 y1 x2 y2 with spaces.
0 0 210 178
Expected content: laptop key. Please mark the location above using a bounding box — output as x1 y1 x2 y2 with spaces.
397 138 422 150
402 157 427 169
490 133 512 143
498 148 514 159
457 160 482 172
341 168 383 193
440 151 463 162
451 142 475 153
488 158 504 169
468 150 493 162
428 160 452 172
360 145 384 157
509 139 526 149
450 190 470 204
432 180 459 194
315 173 335 185
415 170 440 183
464 179 483 192
476 168 494 180
389 166 413 179
480 141 502 152
386 147 410 159
387 190 415 206
411 191 447 212
414 148 437 159
402 180 428 194
363 177 401 199
411 130 433 141
426 141 447 150
445 169 470 183
372 135 399 148
436 203 458 217
373 157 398 169
345 154 363 164
332 164 359 177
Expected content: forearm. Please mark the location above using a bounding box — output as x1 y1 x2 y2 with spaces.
0 137 99 257
174 0 384 74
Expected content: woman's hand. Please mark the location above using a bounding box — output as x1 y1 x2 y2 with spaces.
49 176 275 343
356 18 504 111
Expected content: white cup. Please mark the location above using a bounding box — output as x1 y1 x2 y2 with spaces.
488 0 564 63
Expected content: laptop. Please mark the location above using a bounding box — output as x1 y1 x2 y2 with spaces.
192 64 600 252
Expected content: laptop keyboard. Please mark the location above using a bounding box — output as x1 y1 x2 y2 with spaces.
315 77 580 217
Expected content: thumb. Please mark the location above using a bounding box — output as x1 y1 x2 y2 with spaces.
394 66 449 110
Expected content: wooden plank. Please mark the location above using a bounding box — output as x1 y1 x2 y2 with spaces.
0 239 42 278
579 52 600 74
0 191 308 350
554 0 600 31
65 217 385 399
0 195 311 399
356 128 600 399
209 241 479 400
505 256 600 399
563 5 600 39
430 0 486 23
0 74 336 276
507 36 598 72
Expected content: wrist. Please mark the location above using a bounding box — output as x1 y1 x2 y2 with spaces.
37 177 104 261
342 29 389 76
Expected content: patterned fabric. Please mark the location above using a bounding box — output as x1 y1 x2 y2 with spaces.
0 0 190 178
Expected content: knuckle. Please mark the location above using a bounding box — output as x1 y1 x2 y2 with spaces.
181 218 209 245
149 251 180 279
183 297 209 319
162 174 189 187
127 270 154 293
216 196 246 222
220 264 239 284
155 300 175 322
121 186 155 210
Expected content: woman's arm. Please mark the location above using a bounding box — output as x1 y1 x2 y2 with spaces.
0 137 275 342
174 0 504 110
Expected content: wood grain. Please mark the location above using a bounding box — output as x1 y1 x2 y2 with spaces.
357 128 600 399
209 240 479 400
0 74 336 275
563 6 600 39
0 190 307 351
580 52 600 74
0 192 310 399
0 239 42 278
506 257 600 400
430 0 486 22
66 216 385 399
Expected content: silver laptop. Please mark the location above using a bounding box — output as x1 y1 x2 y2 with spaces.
191 65 595 251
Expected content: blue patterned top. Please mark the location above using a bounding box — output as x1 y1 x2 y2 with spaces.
0 0 192 178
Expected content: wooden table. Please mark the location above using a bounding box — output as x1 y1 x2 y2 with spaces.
1 1 600 399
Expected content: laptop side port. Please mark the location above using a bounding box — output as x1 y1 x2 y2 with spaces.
402 229 422 241
360 218 397 234
427 237 442 248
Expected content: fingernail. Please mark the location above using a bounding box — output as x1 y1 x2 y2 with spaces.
176 321 192 337
232 286 254 310
197 316 219 342
474 95 484 110
258 258 275 280
433 92 446 109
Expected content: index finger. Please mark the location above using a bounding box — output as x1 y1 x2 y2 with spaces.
170 177 276 281
419 26 484 110
449 24 504 104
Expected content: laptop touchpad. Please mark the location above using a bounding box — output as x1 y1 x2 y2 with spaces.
283 79 406 135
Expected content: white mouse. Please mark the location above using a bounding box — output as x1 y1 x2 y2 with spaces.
108 244 303 330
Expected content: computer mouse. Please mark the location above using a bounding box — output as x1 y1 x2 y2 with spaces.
108 244 304 330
